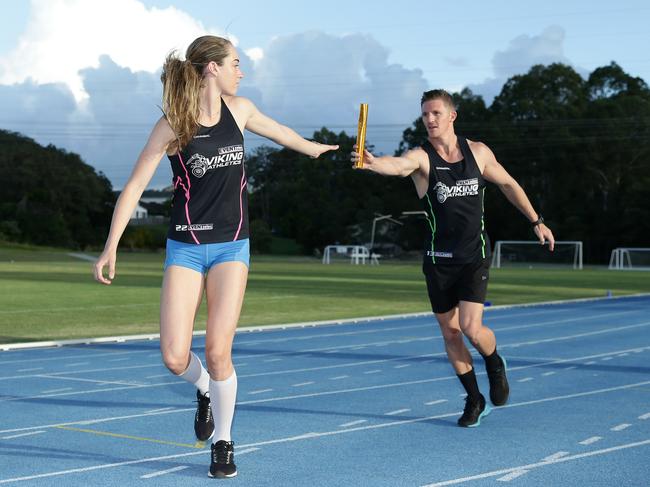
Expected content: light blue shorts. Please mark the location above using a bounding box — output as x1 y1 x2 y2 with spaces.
164 238 250 274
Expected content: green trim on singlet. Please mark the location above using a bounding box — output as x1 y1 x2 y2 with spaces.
425 194 437 263
480 187 486 258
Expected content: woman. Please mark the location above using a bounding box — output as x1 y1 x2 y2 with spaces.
93 35 338 478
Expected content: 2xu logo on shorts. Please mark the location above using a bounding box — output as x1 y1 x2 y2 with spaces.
187 145 244 178
175 224 214 232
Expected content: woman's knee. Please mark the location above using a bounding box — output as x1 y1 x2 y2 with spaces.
160 347 190 375
205 344 232 374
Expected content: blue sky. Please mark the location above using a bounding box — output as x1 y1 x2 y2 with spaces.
1 0 649 188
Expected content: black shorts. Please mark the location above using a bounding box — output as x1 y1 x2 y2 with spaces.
422 258 490 314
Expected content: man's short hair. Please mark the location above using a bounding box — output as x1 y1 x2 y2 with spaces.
421 89 455 110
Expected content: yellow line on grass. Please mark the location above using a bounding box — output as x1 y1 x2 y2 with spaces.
54 425 205 449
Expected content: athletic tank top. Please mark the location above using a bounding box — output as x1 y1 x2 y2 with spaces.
167 98 248 244
420 136 490 264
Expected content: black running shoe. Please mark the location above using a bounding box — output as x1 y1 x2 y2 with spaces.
487 356 510 406
457 394 491 427
208 440 237 478
195 390 214 441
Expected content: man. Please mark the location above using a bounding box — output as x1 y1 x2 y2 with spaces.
351 89 555 427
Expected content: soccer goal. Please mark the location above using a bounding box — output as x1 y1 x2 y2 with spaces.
322 245 378 265
608 248 650 271
491 240 583 269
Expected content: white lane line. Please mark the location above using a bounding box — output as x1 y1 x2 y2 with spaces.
639 412 650 420
579 436 602 445
325 350 339 354
517 377 533 383
4 374 650 437
425 400 448 406
145 407 175 414
145 374 169 379
40 387 73 394
107 358 130 363
0 362 164 381
420 439 650 487
329 375 349 380
0 302 623 363
263 358 282 363
249 379 650 414
2 431 46 440
542 451 570 462
563 366 577 371
1 381 649 485
140 466 189 479
611 423 631 431
17 368 43 372
499 321 650 349
363 370 381 374
394 364 411 369
339 420 367 428
0 347 153 365
496 470 529 482
236 363 248 367
0 447 259 484
585 361 596 365
351 347 366 351
541 371 556 377
36 375 146 387
385 409 411 416
617 353 629 357
65 363 89 367
248 389 273 395
601 357 613 361
292 382 314 387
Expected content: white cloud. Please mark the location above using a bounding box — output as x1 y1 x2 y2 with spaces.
469 26 572 104
0 3 428 187
245 47 264 64
0 0 223 102
252 31 428 147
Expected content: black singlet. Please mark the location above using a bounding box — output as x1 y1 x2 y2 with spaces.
167 98 248 244
420 136 490 265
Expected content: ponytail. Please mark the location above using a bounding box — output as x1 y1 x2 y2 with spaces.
160 36 233 152
161 52 202 153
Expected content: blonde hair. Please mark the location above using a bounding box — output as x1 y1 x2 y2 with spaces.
161 35 232 152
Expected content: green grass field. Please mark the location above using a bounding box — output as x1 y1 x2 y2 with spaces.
1 243 649 344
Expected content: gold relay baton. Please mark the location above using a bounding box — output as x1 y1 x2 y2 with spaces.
355 103 368 168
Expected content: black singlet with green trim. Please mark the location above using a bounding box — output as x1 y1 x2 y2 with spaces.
420 136 490 265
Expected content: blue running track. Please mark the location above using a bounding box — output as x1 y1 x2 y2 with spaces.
1 295 649 486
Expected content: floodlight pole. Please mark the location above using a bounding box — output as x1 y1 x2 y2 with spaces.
370 214 403 253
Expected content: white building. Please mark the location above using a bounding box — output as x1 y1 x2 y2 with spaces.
131 203 148 220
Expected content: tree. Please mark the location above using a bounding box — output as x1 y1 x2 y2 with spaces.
0 130 115 248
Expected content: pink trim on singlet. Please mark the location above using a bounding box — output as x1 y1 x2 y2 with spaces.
233 167 247 241
176 152 200 244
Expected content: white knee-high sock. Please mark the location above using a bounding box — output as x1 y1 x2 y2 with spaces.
177 352 210 396
209 371 238 443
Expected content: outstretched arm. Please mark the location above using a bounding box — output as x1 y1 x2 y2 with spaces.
478 142 556 250
236 98 338 158
351 146 422 177
93 117 175 284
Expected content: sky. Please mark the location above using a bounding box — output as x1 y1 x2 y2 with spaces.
1 0 649 189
